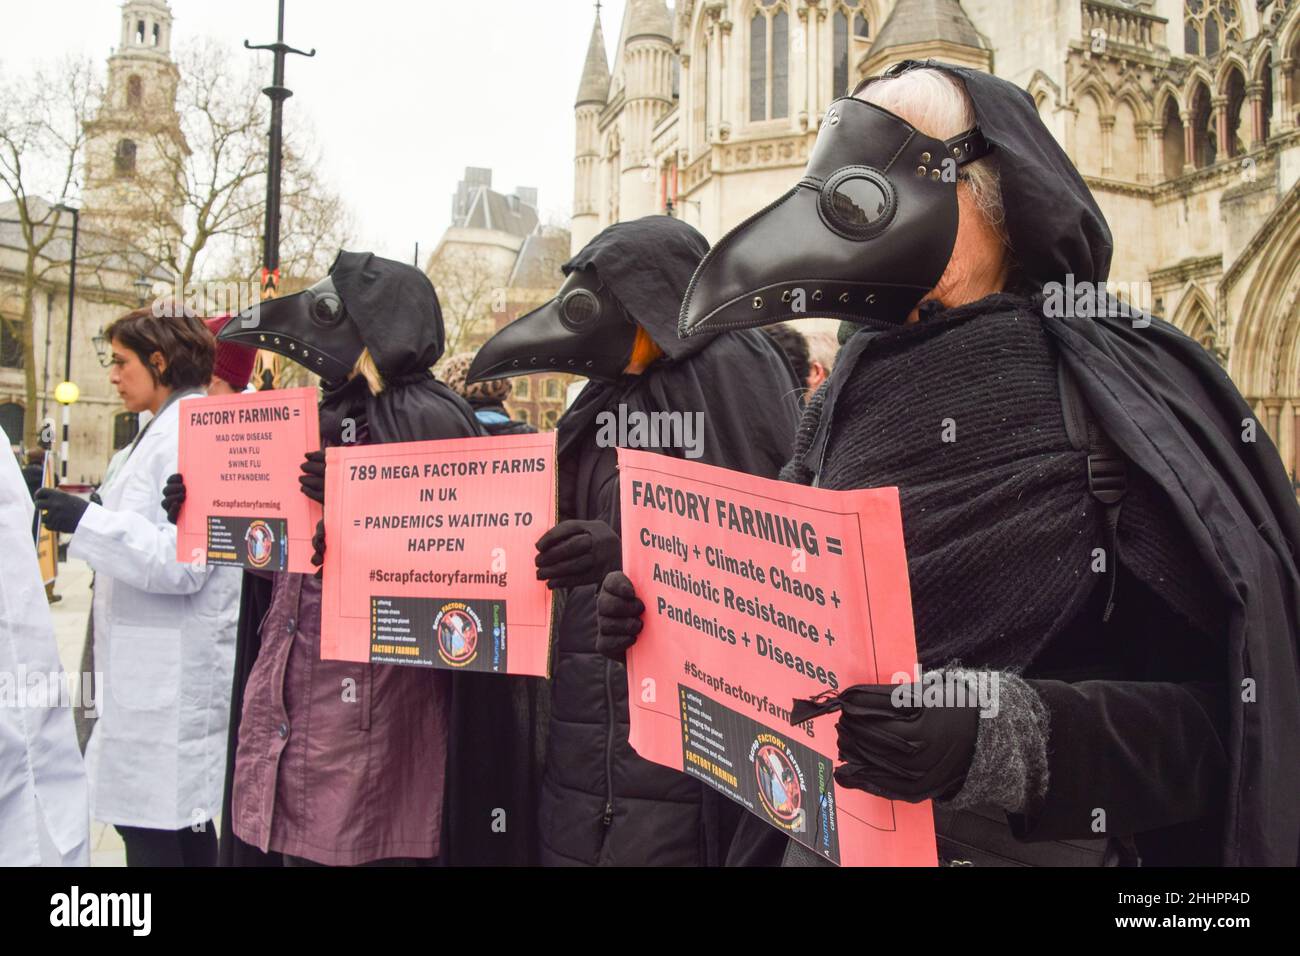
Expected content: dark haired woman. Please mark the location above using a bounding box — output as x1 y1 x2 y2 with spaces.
34 306 240 867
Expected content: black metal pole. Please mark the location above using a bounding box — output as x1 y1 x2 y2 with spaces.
246 0 315 300
64 207 78 385
61 206 78 484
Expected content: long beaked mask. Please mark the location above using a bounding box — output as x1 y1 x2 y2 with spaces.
217 274 365 384
678 90 990 338
465 266 638 384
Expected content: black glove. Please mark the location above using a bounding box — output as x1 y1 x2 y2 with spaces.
310 519 325 579
33 488 90 533
595 571 645 661
161 473 186 525
299 450 326 504
534 519 621 590
792 682 979 803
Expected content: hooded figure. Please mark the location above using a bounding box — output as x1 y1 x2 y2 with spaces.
601 62 1300 867
204 251 545 865
469 216 803 865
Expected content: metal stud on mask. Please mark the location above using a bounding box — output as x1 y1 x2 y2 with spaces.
678 66 991 338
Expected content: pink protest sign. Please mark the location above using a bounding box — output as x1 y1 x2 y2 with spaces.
177 387 322 573
618 447 936 866
320 432 557 677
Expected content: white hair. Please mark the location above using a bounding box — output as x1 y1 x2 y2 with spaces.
855 68 1008 247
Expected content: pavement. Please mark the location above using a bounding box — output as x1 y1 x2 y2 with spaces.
49 556 125 867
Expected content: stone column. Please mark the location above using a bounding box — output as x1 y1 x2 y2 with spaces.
1182 110 1195 172
1101 115 1115 176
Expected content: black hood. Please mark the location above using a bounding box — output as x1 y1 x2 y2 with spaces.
932 61 1112 287
330 249 446 374
567 215 714 360
219 250 448 383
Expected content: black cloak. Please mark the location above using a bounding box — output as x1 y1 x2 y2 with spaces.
775 60 1299 866
219 252 546 866
541 217 803 866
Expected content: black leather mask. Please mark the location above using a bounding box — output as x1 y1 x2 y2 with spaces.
217 274 364 384
466 267 638 384
678 89 990 338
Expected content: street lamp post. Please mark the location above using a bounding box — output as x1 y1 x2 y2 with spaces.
245 0 315 301
54 200 80 484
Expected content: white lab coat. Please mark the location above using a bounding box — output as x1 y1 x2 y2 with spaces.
0 425 90 865
69 394 239 831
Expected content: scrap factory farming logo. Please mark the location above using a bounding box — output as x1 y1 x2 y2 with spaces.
435 601 481 667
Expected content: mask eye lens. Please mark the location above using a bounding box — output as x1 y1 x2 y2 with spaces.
560 289 601 331
312 293 343 327
819 168 896 240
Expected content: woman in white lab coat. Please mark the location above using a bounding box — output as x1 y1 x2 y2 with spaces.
0 426 90 866
35 306 239 866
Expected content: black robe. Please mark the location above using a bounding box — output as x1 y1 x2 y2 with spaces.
539 217 803 865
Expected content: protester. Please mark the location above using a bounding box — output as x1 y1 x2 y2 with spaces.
467 216 803 865
33 307 239 867
803 329 838 397
599 61 1300 866
760 323 811 402
0 422 90 866
173 251 543 866
440 351 536 435
203 315 258 395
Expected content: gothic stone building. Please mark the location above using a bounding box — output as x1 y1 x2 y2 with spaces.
572 0 1300 486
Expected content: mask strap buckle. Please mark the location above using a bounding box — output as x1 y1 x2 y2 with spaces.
943 126 991 166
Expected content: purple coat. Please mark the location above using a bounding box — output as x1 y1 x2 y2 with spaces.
230 571 449 865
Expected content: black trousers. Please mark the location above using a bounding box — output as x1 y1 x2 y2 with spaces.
115 824 218 867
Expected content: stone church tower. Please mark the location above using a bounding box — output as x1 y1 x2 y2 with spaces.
572 1 675 254
82 0 187 255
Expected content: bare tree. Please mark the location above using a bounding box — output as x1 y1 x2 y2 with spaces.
0 58 121 448
426 243 513 361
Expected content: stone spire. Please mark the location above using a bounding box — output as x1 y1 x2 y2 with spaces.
623 0 673 44
860 0 992 77
575 8 611 107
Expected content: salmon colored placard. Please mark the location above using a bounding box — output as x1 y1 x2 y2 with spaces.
320 432 557 677
617 447 936 867
177 387 322 574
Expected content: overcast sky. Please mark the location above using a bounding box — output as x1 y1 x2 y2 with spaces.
0 0 631 264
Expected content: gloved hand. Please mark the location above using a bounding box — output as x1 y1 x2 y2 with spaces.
595 571 645 661
299 450 326 504
34 488 90 533
792 681 980 803
161 473 186 525
310 519 325 579
534 519 621 590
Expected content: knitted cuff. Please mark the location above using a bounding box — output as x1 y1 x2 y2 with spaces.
938 668 1051 815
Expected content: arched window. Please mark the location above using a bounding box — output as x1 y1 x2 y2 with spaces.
0 402 22 442
1223 67 1246 157
127 74 142 109
113 411 140 450
516 407 531 426
114 138 137 177
1161 97 1186 179
1190 82 1215 166
541 409 559 430
0 319 22 368
1184 1 1241 57
749 1 789 122
1259 53 1272 142
832 3 870 97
